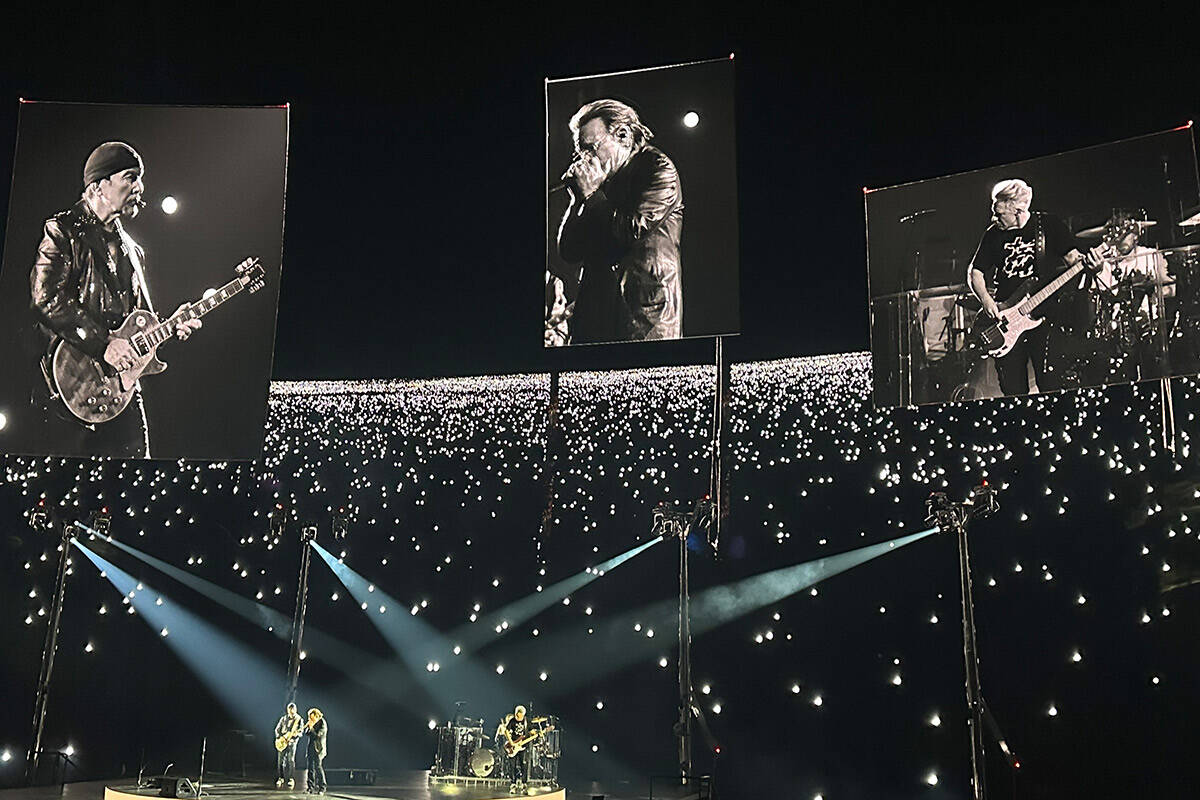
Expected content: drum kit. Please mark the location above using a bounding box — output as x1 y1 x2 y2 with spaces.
429 712 560 787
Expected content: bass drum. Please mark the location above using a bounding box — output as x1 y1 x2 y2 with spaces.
469 748 496 778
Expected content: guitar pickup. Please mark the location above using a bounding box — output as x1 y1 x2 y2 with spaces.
131 333 150 356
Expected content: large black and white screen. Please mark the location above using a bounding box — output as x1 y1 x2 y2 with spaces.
0 102 288 460
865 127 1200 409
545 58 740 348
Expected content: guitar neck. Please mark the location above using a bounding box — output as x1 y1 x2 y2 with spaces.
1018 246 1109 315
142 275 249 348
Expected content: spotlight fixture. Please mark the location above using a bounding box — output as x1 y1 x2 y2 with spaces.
29 500 50 531
88 508 112 537
270 504 288 538
300 522 318 544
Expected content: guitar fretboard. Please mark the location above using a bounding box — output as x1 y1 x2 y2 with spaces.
142 275 250 348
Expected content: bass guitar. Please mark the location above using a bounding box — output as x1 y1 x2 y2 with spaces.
51 258 265 424
972 245 1111 358
503 726 549 757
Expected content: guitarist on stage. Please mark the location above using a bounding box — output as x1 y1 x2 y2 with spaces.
29 141 200 457
274 703 304 790
498 704 533 794
966 179 1104 396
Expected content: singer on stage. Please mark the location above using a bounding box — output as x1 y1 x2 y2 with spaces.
556 99 684 343
28 141 200 457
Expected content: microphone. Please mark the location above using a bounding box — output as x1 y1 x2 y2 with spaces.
899 208 936 224
134 198 147 209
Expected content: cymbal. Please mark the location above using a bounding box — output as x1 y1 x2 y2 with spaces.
1076 220 1157 238
531 716 549 722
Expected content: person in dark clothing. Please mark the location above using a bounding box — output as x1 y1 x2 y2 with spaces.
28 141 200 457
967 178 1102 395
497 705 532 793
304 708 327 794
274 703 304 789
557 99 683 344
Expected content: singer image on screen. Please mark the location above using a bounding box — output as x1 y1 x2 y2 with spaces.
557 99 684 343
28 141 200 458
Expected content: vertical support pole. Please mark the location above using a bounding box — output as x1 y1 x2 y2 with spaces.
677 526 693 781
539 370 562 541
956 520 987 800
286 526 316 706
26 525 73 785
709 337 730 553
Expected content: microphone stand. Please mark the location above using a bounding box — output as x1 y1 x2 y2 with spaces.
925 484 1019 800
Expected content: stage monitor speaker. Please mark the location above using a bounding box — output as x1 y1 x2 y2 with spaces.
156 777 197 798
324 768 377 786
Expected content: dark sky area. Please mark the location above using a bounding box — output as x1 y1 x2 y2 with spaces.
2 3 1199 380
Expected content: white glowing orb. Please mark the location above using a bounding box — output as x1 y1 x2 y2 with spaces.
0 411 7 431
161 196 178 214
682 111 700 128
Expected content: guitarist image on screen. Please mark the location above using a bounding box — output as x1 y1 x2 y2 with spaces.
29 142 200 457
966 179 1105 396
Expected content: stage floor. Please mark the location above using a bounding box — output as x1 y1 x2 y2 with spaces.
0 775 567 800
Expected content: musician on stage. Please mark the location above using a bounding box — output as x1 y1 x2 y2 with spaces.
497 704 532 794
274 703 304 790
966 179 1103 395
556 99 684 344
28 141 200 457
304 708 328 794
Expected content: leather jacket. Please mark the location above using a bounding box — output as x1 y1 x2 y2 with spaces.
30 200 148 362
558 145 683 342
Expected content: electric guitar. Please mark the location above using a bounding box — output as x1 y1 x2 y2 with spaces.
50 258 266 424
503 726 549 757
972 245 1111 358
275 728 303 752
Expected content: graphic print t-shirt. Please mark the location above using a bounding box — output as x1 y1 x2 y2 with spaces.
969 211 1080 302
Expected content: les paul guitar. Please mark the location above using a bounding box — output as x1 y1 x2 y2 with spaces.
51 258 266 425
971 244 1112 358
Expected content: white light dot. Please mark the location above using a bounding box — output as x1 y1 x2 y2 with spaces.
1047 704 1058 717
682 111 699 128
0 412 7 431
161 196 178 214
925 771 938 786
428 719 437 730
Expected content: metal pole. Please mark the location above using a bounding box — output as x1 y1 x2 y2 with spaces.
677 527 693 780
709 337 729 554
26 524 74 785
286 526 316 706
956 518 987 800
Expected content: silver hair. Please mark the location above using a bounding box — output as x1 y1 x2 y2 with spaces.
569 99 654 148
990 179 1033 210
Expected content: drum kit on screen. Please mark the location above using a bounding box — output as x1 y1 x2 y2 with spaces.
911 213 1200 403
429 713 560 787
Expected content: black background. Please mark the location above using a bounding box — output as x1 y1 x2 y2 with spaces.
0 103 287 460
1 5 1197 383
546 58 740 343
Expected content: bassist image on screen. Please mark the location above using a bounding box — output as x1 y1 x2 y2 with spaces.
28 141 264 458
966 179 1106 396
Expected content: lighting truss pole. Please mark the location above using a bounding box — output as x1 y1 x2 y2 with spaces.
26 517 75 785
286 523 318 706
925 483 1003 800
709 336 730 555
653 499 714 781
